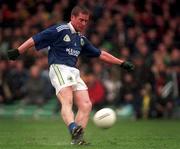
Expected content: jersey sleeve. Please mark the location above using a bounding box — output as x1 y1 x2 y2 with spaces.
32 25 58 50
81 37 101 57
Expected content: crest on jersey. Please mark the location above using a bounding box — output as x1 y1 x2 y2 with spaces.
63 34 71 42
80 38 85 46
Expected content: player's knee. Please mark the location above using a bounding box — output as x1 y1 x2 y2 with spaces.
82 100 92 112
87 101 92 112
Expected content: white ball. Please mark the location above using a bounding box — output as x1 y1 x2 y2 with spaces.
93 108 117 128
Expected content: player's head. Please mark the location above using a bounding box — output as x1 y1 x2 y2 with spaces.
70 5 90 32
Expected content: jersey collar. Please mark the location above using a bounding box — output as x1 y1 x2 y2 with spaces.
68 22 77 34
68 22 82 35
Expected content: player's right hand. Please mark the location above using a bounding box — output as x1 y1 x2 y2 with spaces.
7 49 20 60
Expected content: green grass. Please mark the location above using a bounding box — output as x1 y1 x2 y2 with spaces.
0 117 180 149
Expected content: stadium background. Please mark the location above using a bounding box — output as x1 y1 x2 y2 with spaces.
0 1 180 149
0 0 179 119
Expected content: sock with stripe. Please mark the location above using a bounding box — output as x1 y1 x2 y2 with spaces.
68 122 78 134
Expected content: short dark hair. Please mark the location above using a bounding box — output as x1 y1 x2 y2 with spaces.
71 5 90 16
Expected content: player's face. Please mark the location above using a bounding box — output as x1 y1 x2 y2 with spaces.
71 13 89 32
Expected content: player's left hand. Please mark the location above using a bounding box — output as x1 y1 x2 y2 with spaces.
120 61 135 72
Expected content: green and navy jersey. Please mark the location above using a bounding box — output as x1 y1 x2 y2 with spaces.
32 22 101 67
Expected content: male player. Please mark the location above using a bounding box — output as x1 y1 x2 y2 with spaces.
7 5 134 145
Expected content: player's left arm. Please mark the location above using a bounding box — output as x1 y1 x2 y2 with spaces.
99 50 124 65
99 50 135 72
81 37 134 71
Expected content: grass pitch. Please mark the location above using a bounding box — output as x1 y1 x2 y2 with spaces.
0 118 180 149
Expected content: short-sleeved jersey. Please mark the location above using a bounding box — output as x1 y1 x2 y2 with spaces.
32 22 101 67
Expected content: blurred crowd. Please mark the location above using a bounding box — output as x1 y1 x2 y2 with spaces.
0 0 179 119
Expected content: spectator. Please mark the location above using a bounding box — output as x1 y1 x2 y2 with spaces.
7 59 28 100
0 57 13 104
83 69 106 111
119 72 142 119
103 67 121 106
21 65 47 107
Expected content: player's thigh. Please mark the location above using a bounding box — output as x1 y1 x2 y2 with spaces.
74 90 92 110
57 86 73 105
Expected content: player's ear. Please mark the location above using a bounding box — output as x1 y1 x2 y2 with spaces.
71 15 76 21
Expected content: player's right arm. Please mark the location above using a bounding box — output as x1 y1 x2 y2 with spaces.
7 37 35 60
18 37 35 54
7 24 59 60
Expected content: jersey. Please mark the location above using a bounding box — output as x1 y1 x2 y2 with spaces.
32 22 101 67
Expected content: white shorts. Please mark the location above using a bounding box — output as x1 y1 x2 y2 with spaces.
49 64 88 95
